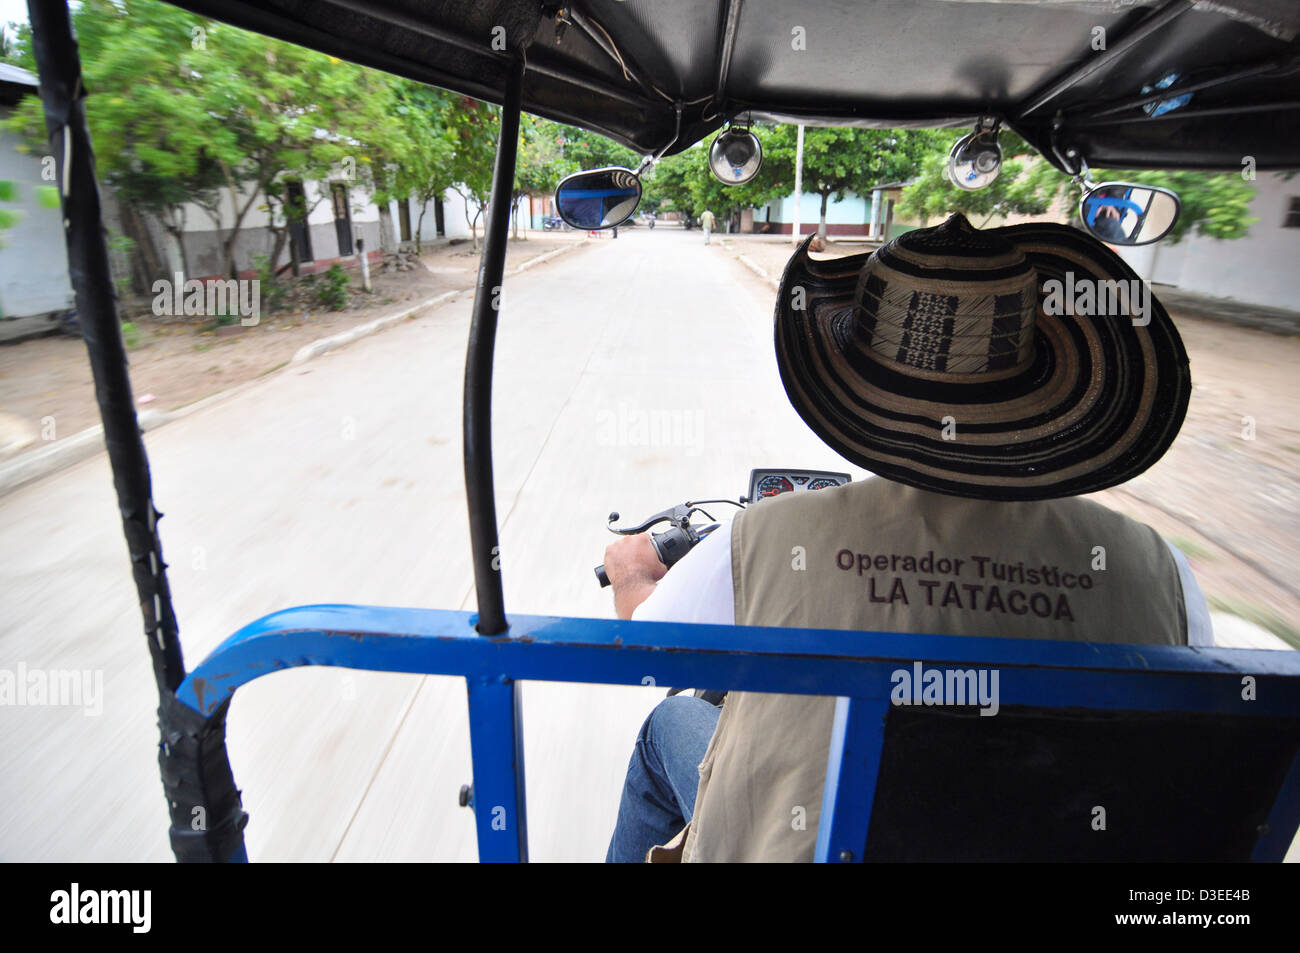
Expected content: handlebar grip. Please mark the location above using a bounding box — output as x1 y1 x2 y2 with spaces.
596 526 699 589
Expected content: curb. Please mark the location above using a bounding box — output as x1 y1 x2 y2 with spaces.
0 408 171 498
736 253 780 290
293 239 586 363
290 289 463 364
0 238 590 498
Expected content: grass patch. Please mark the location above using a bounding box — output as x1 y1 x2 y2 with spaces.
1208 596 1300 649
1168 536 1215 562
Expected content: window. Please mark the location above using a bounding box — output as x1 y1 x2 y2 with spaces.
1284 197 1300 229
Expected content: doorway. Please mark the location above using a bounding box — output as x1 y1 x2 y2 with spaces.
331 183 354 257
286 180 313 264
398 198 412 243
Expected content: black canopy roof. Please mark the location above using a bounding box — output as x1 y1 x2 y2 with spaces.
165 0 1300 171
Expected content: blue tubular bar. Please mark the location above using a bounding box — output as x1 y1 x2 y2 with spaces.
466 676 529 862
815 697 892 863
174 606 1300 862
176 605 1300 718
1252 750 1300 861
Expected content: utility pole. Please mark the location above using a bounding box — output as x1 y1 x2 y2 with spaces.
792 124 805 243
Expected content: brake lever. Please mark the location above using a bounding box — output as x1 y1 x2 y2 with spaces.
605 504 695 536
595 499 745 587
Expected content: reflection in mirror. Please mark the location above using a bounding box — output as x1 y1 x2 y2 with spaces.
555 167 642 230
1080 183 1180 246
948 130 1002 191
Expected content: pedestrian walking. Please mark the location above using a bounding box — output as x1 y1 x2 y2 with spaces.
700 209 715 245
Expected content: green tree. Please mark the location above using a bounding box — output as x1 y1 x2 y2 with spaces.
559 126 641 170
3 0 424 280
898 132 1064 227
1065 169 1256 243
0 178 17 235
512 117 576 237
642 124 790 225
195 27 373 276
898 129 1257 243
769 126 946 238
2 0 226 283
449 97 499 251
368 81 458 249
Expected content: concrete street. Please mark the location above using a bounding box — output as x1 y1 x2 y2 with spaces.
0 225 1292 861
0 226 851 861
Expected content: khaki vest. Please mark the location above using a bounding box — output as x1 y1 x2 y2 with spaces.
676 478 1187 862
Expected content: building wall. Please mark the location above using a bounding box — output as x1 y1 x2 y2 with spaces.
760 191 871 231
0 105 74 324
166 179 404 278
1115 172 1300 311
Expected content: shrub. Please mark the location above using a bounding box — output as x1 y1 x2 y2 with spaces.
316 263 351 311
252 254 288 313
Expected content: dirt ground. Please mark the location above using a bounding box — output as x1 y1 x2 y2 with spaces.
716 233 1300 646
0 233 585 445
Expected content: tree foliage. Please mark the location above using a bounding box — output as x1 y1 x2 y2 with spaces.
899 130 1256 243
897 132 1064 227
0 0 501 277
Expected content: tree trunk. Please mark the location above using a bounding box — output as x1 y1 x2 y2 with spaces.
377 204 397 255
818 191 829 240
121 201 165 292
269 227 288 274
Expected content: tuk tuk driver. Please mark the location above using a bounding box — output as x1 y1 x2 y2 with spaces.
600 213 1212 862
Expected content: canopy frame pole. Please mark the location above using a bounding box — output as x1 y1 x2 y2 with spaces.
1018 0 1192 119
27 0 248 862
463 54 525 636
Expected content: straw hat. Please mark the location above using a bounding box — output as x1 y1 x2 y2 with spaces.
774 213 1190 500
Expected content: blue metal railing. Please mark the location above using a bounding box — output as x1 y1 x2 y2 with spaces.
176 605 1300 862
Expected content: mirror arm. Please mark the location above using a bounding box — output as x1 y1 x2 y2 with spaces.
1049 118 1089 181
637 100 683 177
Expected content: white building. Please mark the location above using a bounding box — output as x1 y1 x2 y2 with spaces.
0 64 74 339
140 176 484 281
1116 171 1300 311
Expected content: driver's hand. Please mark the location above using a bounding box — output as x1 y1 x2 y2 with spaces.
603 534 668 620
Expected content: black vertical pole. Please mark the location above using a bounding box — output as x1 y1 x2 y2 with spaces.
28 0 247 862
463 56 524 636
27 0 185 690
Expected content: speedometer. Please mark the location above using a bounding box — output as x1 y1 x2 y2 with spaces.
756 475 795 498
807 478 841 491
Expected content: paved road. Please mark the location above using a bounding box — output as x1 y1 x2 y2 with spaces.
1 226 1292 861
0 227 852 861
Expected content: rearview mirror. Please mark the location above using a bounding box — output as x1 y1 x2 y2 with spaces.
1080 183 1180 246
555 167 642 230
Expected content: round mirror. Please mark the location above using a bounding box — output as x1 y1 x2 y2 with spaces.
708 127 763 185
1080 182 1181 246
555 167 642 230
948 130 1002 191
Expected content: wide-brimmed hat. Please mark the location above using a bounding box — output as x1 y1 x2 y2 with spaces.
775 213 1190 501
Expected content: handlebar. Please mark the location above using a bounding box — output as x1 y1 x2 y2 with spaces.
595 524 700 588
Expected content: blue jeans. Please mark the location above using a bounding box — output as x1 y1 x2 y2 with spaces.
605 694 721 862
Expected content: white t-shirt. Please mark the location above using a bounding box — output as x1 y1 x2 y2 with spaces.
634 515 1214 646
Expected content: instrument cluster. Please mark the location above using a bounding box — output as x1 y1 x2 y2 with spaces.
747 468 851 502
